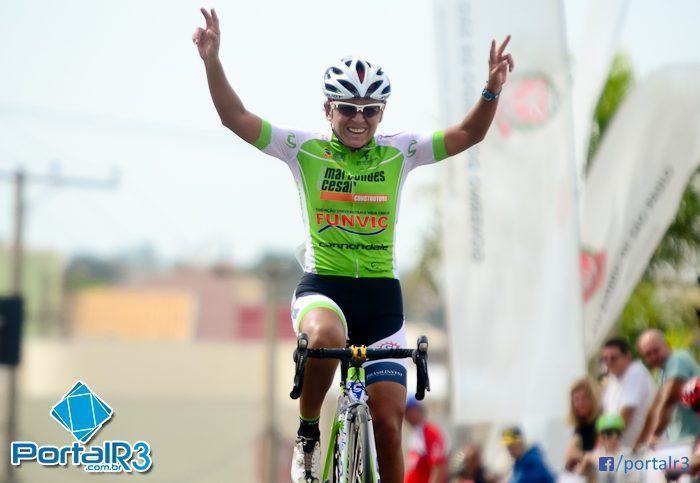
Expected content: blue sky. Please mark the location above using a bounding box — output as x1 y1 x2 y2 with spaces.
0 0 698 268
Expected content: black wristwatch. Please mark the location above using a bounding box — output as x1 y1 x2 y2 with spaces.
481 87 500 101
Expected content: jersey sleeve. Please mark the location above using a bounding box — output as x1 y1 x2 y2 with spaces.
380 130 449 171
252 119 314 165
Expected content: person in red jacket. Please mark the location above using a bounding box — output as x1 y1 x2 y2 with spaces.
666 377 700 480
404 396 448 483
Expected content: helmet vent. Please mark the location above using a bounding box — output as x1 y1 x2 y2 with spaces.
356 62 366 83
338 79 360 97
367 80 382 95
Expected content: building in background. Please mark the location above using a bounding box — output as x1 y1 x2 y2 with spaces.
68 263 294 341
70 287 195 340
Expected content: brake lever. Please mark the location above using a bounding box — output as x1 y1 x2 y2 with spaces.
419 356 431 392
413 336 430 400
290 333 309 399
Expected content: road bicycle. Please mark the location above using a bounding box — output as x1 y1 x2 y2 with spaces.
290 333 430 482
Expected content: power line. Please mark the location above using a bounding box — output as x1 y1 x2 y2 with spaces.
0 101 229 144
0 168 120 189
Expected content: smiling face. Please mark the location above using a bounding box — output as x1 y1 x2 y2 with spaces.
325 98 384 148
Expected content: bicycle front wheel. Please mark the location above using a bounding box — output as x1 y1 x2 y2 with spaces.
346 405 377 483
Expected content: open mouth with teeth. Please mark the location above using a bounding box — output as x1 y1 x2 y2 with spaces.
346 127 367 135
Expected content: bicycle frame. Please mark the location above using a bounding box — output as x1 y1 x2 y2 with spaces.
322 364 380 483
289 334 430 483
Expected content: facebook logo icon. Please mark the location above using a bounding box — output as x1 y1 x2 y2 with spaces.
599 457 615 471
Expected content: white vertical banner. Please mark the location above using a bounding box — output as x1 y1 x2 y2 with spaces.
435 0 584 468
571 0 629 181
581 67 700 356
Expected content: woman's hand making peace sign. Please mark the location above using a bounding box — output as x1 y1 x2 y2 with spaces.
192 8 220 62
487 35 515 93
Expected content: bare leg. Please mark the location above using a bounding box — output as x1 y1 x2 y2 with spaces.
367 381 407 483
298 308 346 419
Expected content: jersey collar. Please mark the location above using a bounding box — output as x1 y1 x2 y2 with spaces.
330 131 377 153
329 131 381 174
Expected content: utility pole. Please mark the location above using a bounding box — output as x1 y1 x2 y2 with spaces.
263 262 280 483
0 166 118 483
2 172 24 483
10 172 24 296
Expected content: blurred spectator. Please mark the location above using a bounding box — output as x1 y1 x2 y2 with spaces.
449 443 498 483
635 329 700 448
501 426 554 483
600 337 656 447
405 397 449 483
667 377 700 480
565 378 601 471
576 414 639 482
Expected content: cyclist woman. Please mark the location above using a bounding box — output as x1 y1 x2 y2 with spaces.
192 8 514 482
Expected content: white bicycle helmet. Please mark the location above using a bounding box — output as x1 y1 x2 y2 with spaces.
322 56 391 101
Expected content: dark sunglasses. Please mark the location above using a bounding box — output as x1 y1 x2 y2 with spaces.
330 101 385 118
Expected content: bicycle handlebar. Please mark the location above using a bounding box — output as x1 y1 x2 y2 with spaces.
290 333 431 401
305 347 415 359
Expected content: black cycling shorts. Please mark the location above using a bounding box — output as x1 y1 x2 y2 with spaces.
291 273 407 387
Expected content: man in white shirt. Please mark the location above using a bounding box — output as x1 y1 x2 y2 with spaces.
601 337 657 448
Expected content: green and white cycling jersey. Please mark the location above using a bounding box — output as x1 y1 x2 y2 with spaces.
254 120 449 279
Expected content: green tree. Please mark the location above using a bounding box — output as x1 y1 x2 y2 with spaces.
618 281 698 356
585 53 635 172
647 173 700 273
